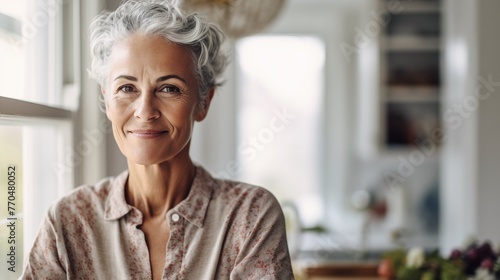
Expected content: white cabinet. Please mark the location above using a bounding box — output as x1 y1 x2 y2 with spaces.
379 0 441 149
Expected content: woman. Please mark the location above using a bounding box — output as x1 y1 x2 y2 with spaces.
21 0 294 279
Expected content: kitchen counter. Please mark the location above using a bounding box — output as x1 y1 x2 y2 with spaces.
305 262 381 279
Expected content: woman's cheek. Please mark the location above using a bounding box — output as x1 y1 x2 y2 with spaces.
109 96 134 113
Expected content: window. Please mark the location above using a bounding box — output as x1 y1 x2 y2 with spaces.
236 35 326 228
0 1 27 102
0 1 77 277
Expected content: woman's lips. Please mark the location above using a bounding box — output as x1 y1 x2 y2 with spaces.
128 130 168 139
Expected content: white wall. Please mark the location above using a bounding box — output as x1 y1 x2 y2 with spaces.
77 0 108 185
241 0 360 231
475 0 500 243
440 0 500 253
189 48 237 176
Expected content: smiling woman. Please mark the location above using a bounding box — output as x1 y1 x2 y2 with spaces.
20 1 293 279
104 34 204 167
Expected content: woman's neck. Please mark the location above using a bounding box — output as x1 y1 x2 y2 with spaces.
125 156 196 220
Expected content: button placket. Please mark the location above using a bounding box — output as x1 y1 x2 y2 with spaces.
163 212 185 279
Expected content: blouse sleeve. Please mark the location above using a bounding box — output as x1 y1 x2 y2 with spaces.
21 206 67 279
230 189 295 280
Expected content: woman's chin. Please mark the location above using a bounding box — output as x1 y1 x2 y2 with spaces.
126 153 169 166
121 144 190 167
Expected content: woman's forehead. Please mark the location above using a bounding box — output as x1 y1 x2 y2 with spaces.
108 34 195 81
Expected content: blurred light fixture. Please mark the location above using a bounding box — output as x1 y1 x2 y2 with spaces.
181 0 286 38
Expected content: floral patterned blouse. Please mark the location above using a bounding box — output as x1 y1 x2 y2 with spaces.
21 165 294 279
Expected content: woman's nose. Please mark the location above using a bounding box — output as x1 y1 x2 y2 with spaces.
134 93 160 121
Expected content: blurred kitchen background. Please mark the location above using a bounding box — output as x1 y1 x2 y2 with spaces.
1 0 500 278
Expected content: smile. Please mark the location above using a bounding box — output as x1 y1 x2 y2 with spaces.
128 130 168 139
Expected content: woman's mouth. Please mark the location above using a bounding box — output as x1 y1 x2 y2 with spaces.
128 130 168 139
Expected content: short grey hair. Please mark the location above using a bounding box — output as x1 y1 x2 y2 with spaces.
89 0 228 108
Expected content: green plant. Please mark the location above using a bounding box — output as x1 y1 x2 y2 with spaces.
380 241 499 280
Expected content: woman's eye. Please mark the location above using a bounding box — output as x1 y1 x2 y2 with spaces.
118 85 136 93
160 85 181 93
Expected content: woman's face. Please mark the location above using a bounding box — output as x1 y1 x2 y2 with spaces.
103 33 211 165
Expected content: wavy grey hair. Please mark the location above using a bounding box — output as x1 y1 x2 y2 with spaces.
89 0 227 108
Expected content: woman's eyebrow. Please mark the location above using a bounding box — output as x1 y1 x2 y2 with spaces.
114 75 137 81
112 74 186 83
156 75 186 83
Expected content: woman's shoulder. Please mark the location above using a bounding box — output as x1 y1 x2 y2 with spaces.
206 176 287 241
211 176 281 211
195 165 279 207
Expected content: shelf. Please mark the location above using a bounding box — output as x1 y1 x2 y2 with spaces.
384 36 439 51
386 96 438 104
398 1 440 13
378 0 441 150
387 52 440 86
386 86 439 103
379 147 441 160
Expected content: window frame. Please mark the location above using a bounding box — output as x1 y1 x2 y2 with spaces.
0 1 106 274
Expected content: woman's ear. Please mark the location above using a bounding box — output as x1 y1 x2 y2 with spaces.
195 87 215 122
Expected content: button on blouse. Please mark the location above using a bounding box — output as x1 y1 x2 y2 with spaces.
171 213 180 222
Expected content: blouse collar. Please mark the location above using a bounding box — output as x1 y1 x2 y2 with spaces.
103 165 214 228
